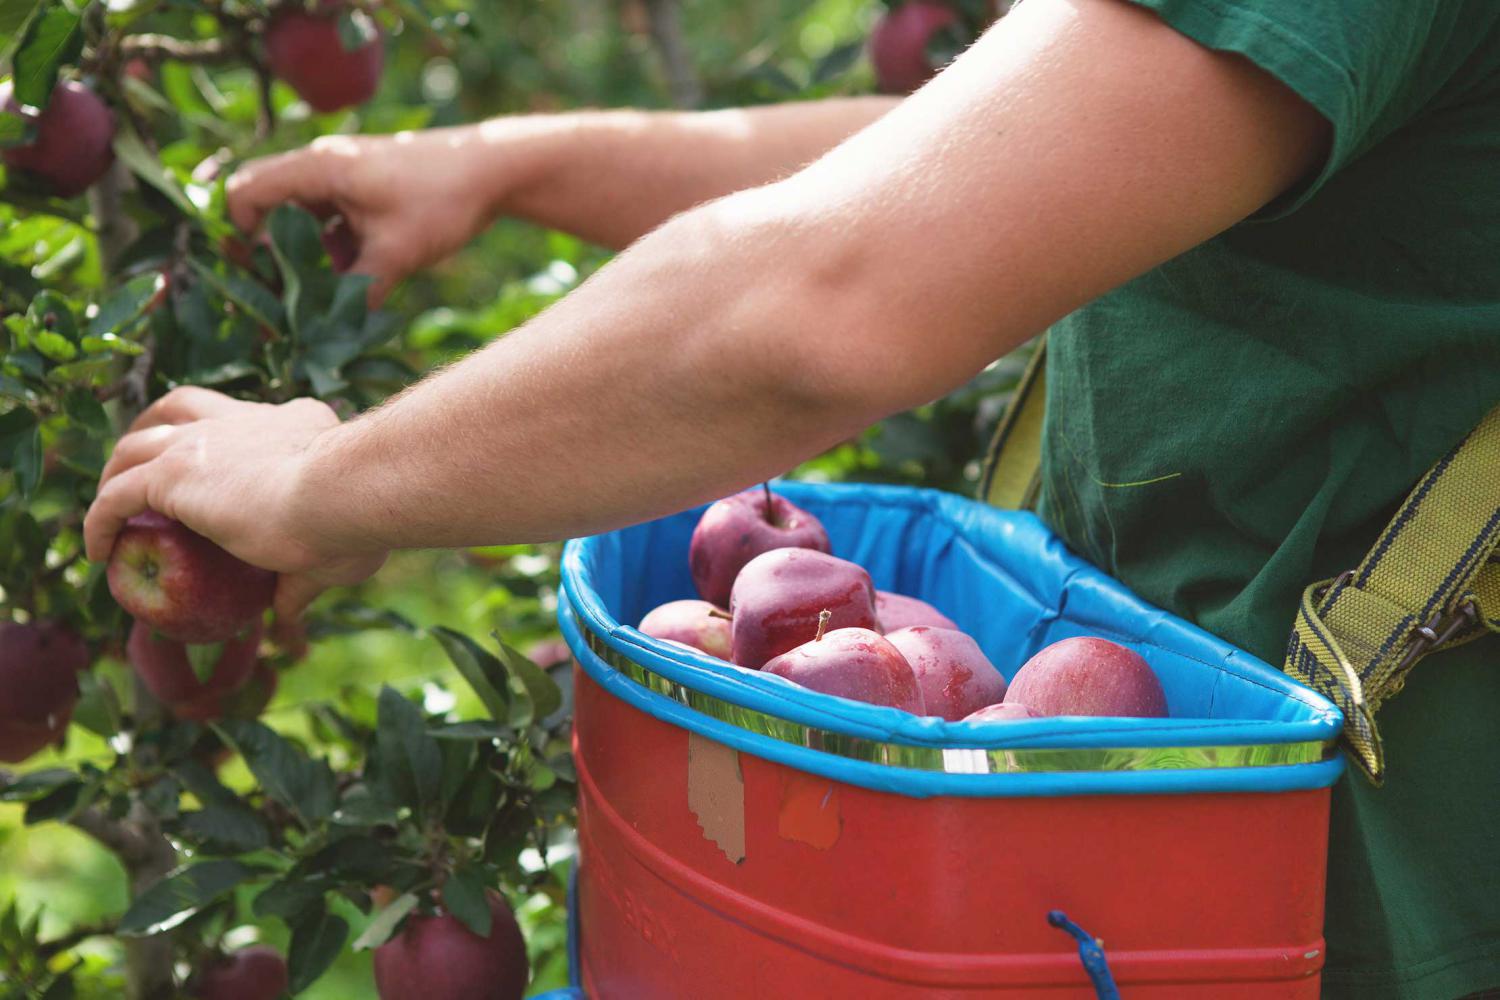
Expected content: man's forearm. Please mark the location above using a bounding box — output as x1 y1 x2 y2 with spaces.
463 98 898 248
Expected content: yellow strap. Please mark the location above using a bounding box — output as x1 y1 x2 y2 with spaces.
1285 404 1500 783
980 338 1047 511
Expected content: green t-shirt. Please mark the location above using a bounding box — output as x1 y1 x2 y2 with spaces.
1035 2 1500 997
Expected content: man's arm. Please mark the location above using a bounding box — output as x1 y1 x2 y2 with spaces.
226 98 898 301
86 0 1327 616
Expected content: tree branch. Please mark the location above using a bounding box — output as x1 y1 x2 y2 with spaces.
642 0 703 108
119 35 235 65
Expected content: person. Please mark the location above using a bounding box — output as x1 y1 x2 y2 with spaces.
82 0 1500 996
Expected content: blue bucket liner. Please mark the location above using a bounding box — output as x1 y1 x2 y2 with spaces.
560 482 1344 798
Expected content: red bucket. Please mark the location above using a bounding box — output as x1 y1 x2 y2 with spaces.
559 484 1344 998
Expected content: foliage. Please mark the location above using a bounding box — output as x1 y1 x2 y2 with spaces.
0 0 1014 998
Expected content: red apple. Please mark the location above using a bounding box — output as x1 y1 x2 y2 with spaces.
764 622 924 712
0 80 116 197
194 945 289 1000
728 548 877 669
689 485 831 606
885 626 1005 721
127 620 261 720
876 590 957 632
0 621 89 763
180 659 279 722
1004 637 1169 717
523 638 571 669
869 1 961 94
107 511 275 644
638 599 731 659
374 891 529 1000
964 702 1040 722
265 4 384 113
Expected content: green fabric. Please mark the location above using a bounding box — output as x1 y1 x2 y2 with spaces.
1034 1 1500 997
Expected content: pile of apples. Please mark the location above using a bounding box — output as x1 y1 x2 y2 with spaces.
639 486 1169 723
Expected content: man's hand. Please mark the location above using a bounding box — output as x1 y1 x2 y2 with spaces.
227 131 498 304
85 388 386 618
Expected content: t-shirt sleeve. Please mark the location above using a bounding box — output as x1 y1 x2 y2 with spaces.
1121 0 1484 215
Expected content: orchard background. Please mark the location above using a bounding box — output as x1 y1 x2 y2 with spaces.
0 0 1017 997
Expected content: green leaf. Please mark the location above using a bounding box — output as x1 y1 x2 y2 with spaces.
60 387 108 435
112 125 199 219
0 768 75 801
188 258 284 332
287 906 348 995
214 720 337 826
351 891 417 952
179 804 271 854
440 865 491 939
496 639 563 722
811 40 863 86
30 327 75 361
10 4 82 109
0 407 41 497
373 687 442 822
117 859 265 936
266 205 325 336
86 272 161 338
430 627 511 724
253 874 334 922
184 642 224 684
0 0 41 61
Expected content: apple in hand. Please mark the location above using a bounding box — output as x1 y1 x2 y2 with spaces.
374 891 529 1000
728 548 877 669
1004 637 1168 717
265 2 384 113
964 702 1040 722
108 511 275 644
869 1 961 95
0 80 116 197
0 621 90 763
639 599 731 659
885 626 1006 721
876 590 958 632
764 616 924 712
127 620 262 720
689 485 831 606
194 945 289 1000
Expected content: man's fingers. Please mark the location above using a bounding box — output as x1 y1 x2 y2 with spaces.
226 149 340 234
100 425 177 487
129 386 252 433
84 465 154 563
272 574 328 621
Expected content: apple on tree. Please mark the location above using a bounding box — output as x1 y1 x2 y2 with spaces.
265 1 385 113
727 548 878 669
869 1 963 95
638 599 732 659
374 891 530 1000
1004 636 1169 717
764 612 925 712
885 625 1006 720
0 621 90 763
875 590 958 632
689 485 831 607
192 945 289 1000
0 80 116 197
127 620 262 721
107 511 275 644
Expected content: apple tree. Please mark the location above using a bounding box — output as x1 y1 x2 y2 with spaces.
0 3 574 998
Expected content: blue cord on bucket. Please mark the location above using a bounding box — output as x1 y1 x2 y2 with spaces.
1048 910 1122 1000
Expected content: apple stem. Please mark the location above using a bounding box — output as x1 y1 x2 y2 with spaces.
707 608 733 621
760 482 780 526
815 609 831 642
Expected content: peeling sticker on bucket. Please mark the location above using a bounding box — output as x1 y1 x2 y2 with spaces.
778 772 842 850
687 731 745 863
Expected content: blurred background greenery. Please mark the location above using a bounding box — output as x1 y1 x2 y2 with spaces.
1 0 1016 994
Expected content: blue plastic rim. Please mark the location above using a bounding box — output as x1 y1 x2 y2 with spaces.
560 482 1346 797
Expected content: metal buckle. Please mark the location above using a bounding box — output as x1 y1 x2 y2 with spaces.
1396 599 1479 673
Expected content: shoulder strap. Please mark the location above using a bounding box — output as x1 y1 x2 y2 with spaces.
979 337 1047 511
1285 405 1500 784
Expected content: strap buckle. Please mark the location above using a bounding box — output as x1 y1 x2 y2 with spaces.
1396 599 1479 673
